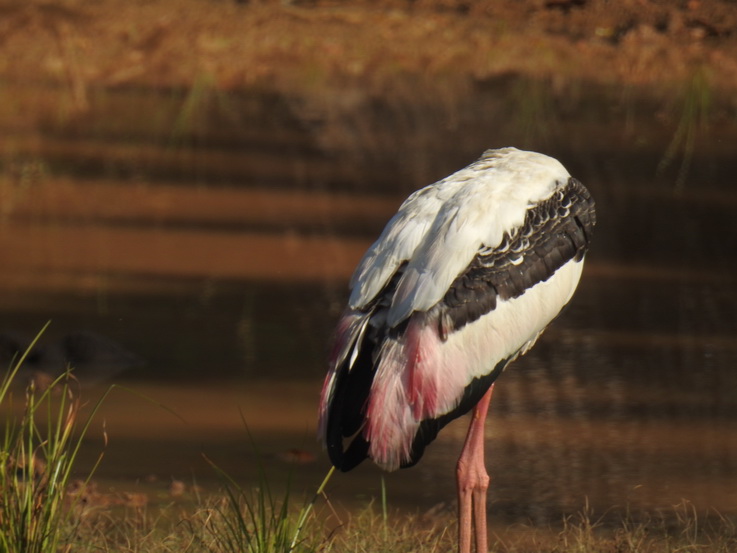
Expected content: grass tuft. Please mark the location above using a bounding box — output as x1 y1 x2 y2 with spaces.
194 444 334 553
0 324 110 553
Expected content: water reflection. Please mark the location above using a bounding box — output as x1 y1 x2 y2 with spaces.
1 84 737 527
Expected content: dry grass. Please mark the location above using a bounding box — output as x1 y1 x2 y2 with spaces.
44 497 737 553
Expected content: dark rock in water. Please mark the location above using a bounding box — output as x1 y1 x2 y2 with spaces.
0 331 144 388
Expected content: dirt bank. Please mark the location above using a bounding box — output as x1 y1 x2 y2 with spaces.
1 0 736 107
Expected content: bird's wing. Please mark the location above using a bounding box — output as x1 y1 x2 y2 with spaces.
411 180 595 410
387 173 534 326
348 183 454 310
438 177 595 338
364 177 596 470
351 148 567 317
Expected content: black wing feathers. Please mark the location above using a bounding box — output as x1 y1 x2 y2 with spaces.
440 177 595 337
325 266 407 471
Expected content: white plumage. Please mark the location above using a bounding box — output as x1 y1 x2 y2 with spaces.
349 148 571 323
319 147 595 553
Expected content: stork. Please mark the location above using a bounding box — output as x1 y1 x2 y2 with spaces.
318 147 596 553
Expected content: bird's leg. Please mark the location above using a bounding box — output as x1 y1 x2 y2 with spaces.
456 384 494 553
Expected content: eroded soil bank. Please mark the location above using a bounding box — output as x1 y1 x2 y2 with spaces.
3 0 736 195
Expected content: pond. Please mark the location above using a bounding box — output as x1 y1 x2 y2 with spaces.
1 80 736 528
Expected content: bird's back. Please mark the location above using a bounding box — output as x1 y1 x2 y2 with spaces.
319 147 596 472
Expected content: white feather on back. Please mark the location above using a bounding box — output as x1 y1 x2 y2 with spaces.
349 148 571 325
348 180 456 310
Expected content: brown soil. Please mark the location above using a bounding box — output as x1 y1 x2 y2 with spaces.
1 0 736 106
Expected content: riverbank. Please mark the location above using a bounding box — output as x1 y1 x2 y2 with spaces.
3 0 737 98
3 0 736 197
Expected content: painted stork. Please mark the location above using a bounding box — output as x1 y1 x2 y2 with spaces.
318 147 595 552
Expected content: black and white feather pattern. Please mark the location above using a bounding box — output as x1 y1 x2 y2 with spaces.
319 147 596 472
439 177 594 339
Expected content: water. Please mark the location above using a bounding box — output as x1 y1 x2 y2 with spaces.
1 81 737 527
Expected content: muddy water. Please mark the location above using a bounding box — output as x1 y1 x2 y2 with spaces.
1 82 737 527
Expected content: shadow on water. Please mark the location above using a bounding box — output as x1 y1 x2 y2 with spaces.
1 76 737 527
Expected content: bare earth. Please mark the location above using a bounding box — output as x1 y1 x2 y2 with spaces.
1 0 737 108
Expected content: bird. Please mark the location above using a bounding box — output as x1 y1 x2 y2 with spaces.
318 147 596 553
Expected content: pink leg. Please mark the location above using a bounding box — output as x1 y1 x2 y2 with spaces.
457 384 494 553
